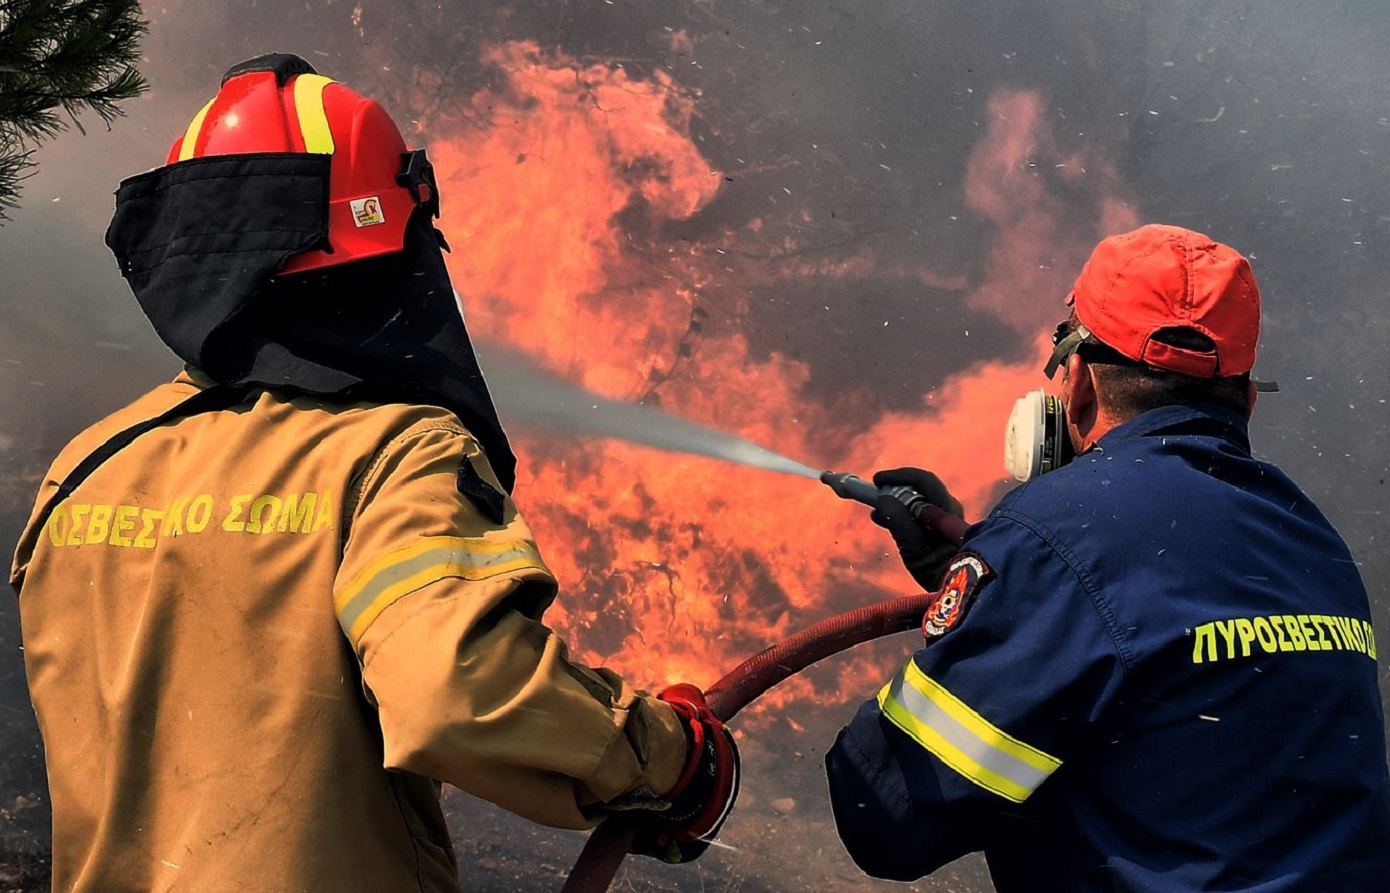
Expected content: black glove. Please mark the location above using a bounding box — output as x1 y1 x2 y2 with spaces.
629 684 740 864
870 467 965 591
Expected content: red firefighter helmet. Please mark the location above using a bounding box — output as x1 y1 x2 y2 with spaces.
166 53 440 275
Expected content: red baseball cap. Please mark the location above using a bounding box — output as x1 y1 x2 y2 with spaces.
1069 224 1261 377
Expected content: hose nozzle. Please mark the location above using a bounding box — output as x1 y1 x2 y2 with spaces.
819 470 880 505
820 470 969 546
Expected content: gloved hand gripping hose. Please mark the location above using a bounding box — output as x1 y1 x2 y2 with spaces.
559 590 936 893
820 470 969 546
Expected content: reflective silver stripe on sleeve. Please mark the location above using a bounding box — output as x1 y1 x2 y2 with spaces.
878 660 1061 803
336 537 549 644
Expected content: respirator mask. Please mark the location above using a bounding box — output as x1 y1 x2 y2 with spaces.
1004 389 1075 482
1002 318 1090 482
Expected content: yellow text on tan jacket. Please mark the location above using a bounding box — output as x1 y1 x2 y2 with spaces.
10 374 686 893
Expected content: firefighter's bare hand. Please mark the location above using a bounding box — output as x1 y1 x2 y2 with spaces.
629 684 740 864
871 467 964 590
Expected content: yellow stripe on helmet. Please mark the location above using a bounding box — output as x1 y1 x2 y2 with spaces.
292 74 337 154
176 97 218 162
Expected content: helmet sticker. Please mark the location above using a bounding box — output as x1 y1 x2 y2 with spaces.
350 196 386 228
923 553 993 638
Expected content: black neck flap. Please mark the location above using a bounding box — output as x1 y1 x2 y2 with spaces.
106 153 332 374
105 154 517 492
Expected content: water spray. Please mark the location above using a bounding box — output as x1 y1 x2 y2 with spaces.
478 344 824 479
480 345 966 541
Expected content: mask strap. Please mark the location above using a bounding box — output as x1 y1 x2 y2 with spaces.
1044 323 1092 379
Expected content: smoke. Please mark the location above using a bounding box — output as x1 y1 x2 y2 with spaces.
1 1 1388 889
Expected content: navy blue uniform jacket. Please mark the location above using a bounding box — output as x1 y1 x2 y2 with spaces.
826 405 1390 891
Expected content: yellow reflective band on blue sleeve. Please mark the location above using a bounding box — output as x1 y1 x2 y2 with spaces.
335 536 550 645
877 659 1062 803
292 74 337 154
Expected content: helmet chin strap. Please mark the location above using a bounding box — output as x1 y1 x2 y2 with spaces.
396 149 450 251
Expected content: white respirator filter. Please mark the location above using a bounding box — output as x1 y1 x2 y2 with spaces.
1004 389 1073 482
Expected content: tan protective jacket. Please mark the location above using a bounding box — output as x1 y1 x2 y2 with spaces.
10 372 685 893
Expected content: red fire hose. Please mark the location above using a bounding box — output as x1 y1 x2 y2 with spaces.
559 590 935 893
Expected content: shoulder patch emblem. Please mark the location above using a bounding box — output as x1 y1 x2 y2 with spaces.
923 553 992 638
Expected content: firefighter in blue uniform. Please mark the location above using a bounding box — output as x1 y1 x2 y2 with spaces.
826 224 1390 891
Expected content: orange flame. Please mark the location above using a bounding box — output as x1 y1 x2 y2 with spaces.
433 42 1134 712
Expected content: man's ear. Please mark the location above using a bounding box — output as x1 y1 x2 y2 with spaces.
1061 353 1103 451
1245 378 1259 421
1062 353 1097 428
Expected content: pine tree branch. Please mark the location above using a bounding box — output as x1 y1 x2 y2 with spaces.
0 0 149 221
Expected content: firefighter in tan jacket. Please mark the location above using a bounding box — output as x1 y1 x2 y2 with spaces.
10 54 738 893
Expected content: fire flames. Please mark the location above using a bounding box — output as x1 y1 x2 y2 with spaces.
433 41 1135 711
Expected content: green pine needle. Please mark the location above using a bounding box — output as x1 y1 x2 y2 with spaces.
0 0 150 221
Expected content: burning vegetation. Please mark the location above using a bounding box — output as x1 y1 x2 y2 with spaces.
5 3 1387 891
423 40 1131 707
